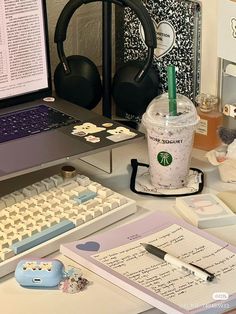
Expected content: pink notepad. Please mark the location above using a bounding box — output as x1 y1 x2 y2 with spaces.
176 193 236 228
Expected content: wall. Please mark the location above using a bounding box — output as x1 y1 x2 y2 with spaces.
200 0 218 95
46 1 103 80
46 0 219 96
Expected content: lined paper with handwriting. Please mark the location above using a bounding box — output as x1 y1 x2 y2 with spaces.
92 224 236 311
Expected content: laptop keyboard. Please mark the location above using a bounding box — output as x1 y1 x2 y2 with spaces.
0 105 79 143
0 170 136 277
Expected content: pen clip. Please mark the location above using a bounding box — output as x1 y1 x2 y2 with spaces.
189 263 215 281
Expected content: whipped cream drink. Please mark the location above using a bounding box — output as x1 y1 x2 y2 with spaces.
142 93 199 189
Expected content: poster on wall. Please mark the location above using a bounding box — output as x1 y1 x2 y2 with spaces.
115 0 202 121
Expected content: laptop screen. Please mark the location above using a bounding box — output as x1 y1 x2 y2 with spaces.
0 0 51 109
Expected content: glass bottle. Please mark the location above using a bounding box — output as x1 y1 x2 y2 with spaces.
193 94 223 151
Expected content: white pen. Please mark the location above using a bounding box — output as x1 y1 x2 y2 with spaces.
141 243 215 282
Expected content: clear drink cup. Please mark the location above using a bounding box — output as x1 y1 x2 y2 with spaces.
142 93 199 189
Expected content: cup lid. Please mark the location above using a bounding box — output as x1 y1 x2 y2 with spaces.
142 93 199 128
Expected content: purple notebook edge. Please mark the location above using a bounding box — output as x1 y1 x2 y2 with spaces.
60 211 236 314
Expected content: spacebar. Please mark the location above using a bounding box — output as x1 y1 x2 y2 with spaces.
11 220 75 254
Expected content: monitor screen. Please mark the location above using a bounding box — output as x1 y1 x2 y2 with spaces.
0 0 51 109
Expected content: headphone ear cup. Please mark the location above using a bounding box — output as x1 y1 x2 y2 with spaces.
112 63 160 116
54 55 102 110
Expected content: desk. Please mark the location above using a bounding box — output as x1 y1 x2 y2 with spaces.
0 140 235 314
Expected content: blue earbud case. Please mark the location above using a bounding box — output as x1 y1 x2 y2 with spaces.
15 258 65 287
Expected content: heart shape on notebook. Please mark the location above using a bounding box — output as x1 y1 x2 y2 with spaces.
76 241 100 251
139 20 175 59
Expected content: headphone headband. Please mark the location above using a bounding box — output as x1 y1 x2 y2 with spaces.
54 0 157 79
54 0 156 47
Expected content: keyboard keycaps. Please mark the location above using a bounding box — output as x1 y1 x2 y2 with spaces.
0 170 137 278
0 105 80 144
11 220 75 254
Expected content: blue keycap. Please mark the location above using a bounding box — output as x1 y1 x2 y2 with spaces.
11 220 75 254
74 191 97 204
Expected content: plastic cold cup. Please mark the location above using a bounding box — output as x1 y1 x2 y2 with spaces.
142 93 199 189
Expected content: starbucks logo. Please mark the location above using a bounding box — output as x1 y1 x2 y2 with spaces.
157 151 173 166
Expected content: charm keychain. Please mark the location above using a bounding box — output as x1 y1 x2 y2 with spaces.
59 265 89 294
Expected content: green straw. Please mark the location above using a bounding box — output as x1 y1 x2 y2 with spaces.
167 65 177 116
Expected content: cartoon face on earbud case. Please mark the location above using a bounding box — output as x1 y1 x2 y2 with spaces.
15 259 65 287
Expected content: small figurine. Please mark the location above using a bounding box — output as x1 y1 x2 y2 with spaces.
59 267 89 294
206 126 236 183
218 126 236 145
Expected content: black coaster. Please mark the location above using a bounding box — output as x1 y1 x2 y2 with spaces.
130 159 204 198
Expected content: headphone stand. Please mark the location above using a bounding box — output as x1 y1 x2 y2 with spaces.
102 1 112 118
102 2 138 129
54 0 158 127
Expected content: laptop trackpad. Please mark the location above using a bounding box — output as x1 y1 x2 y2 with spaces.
0 131 93 175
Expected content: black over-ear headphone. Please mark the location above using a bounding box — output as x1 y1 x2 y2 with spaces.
54 0 160 114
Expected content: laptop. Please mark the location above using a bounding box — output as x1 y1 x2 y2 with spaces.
0 0 144 182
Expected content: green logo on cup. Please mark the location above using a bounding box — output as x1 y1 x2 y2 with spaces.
157 151 173 166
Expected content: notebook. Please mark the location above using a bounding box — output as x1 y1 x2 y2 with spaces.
176 193 236 228
115 0 201 120
0 0 144 181
61 212 236 314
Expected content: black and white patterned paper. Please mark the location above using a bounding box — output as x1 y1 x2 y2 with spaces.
115 0 201 120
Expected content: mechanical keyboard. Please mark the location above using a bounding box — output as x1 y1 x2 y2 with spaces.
0 105 79 143
0 170 136 277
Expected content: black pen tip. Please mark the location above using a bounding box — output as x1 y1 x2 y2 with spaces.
207 275 215 282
